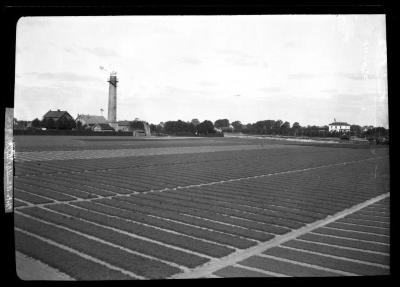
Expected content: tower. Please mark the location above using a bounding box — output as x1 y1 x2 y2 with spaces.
107 72 118 123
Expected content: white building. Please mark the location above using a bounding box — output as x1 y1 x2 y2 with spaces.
114 120 151 136
329 121 350 133
92 123 115 132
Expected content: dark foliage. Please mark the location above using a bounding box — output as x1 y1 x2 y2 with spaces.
197 120 215 135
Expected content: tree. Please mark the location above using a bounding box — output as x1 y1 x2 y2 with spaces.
188 123 197 134
31 118 41 128
292 122 301 136
273 120 283 134
280 121 290 135
292 122 300 129
373 127 387 138
302 125 325 137
350 125 362 136
155 124 163 133
231 121 243 132
214 119 230 128
253 121 265 134
321 125 329 137
13 118 30 130
164 121 175 133
197 120 215 135
43 118 56 129
249 120 275 134
56 117 76 130
264 120 275 133
129 120 144 130
191 119 200 126
253 120 276 134
163 120 195 135
76 121 83 130
330 130 340 138
244 123 254 133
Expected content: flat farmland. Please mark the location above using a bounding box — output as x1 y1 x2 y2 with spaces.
13 136 390 279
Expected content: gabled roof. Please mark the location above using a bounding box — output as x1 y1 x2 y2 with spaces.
43 110 70 119
329 122 350 126
76 114 107 124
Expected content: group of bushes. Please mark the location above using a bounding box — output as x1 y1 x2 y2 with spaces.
152 120 222 137
34 117 77 130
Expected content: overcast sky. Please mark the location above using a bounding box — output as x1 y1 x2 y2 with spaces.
14 15 388 127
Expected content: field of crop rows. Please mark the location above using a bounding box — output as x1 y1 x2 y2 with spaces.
13 136 390 279
212 197 390 277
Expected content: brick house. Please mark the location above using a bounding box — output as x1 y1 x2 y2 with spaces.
43 109 74 122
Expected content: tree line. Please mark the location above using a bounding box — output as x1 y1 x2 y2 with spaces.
18 117 77 130
149 118 388 138
13 116 389 139
150 120 218 136
226 119 388 138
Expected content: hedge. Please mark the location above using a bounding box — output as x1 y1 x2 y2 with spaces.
13 129 132 136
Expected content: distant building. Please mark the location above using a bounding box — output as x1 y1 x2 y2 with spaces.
43 109 74 122
115 120 151 136
92 123 115 132
76 114 107 129
116 121 130 132
132 129 147 136
329 121 350 133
